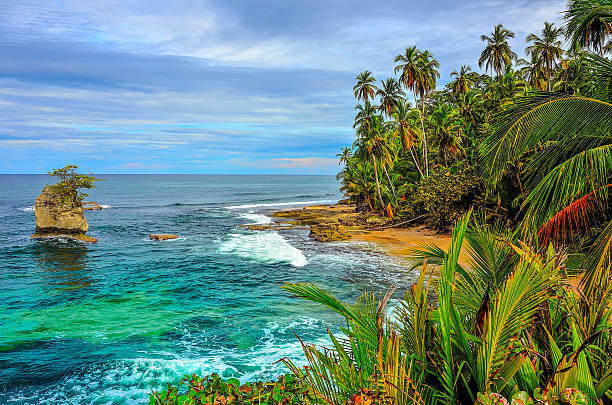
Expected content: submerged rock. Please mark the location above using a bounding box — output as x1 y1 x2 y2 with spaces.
83 202 103 211
150 234 178 241
31 186 97 243
309 224 351 242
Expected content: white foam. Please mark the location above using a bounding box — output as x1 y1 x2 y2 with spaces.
218 232 308 267
17 206 35 212
100 204 112 209
239 212 272 225
225 200 334 210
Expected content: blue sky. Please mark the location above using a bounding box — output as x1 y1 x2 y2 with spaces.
0 0 565 174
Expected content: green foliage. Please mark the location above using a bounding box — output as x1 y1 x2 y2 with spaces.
149 373 321 405
47 165 101 207
415 165 482 231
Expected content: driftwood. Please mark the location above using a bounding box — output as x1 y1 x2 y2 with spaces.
368 214 426 231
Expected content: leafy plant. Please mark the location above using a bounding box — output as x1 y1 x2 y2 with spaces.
47 165 101 207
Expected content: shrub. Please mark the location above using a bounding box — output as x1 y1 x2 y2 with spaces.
47 165 101 207
415 164 481 231
149 373 323 405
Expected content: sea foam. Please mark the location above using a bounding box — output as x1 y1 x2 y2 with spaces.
218 232 308 267
239 212 272 225
17 206 35 212
225 200 334 209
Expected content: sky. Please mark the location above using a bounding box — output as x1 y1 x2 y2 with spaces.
0 0 565 174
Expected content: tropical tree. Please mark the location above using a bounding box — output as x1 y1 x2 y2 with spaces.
428 103 463 166
391 99 424 177
479 24 518 77
526 22 566 90
565 0 612 56
336 147 352 166
518 52 548 90
353 71 379 102
449 65 474 97
376 78 405 117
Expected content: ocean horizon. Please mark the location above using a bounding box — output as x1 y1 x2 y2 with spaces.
0 174 414 403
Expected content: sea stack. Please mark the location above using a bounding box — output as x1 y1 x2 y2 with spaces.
31 186 98 243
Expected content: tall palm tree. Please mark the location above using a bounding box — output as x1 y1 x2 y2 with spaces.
376 78 405 118
449 65 474 97
565 0 612 56
479 24 518 77
353 71 379 102
415 50 440 176
336 147 352 166
429 103 463 166
353 116 390 213
391 99 424 177
353 101 378 131
526 22 565 91
518 52 548 91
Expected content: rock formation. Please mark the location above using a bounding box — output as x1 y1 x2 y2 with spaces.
150 234 178 241
309 224 351 242
31 186 97 243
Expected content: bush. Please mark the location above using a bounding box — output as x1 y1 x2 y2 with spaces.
149 373 323 405
415 164 482 231
47 165 101 207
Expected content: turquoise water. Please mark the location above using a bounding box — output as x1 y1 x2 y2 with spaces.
0 175 414 404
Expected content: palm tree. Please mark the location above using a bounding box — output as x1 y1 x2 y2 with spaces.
336 147 352 166
353 101 378 131
479 24 518 77
376 78 405 118
565 0 612 56
481 53 612 301
518 52 548 91
394 46 440 176
390 99 424 177
353 116 390 214
353 71 379 102
429 103 463 166
449 65 474 97
526 22 565 91
415 50 440 176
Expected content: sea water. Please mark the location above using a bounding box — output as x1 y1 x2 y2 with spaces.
0 175 416 404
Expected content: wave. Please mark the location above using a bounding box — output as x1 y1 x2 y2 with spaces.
99 204 112 209
218 232 308 267
2 317 331 404
17 206 35 212
225 200 335 210
239 212 272 225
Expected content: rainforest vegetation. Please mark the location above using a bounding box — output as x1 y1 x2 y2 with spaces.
151 1 611 403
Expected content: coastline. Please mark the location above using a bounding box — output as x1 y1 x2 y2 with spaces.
270 203 463 269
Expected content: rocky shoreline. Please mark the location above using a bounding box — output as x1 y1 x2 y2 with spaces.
263 203 458 266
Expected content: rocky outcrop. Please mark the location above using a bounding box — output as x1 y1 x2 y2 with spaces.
83 202 103 211
309 224 351 242
31 186 97 243
150 234 178 241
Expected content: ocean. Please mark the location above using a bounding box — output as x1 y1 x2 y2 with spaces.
0 174 415 404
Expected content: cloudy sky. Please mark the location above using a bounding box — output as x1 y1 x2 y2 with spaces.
0 0 565 174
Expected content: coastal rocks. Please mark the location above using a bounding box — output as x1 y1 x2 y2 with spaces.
83 202 103 211
150 234 178 241
31 186 98 243
365 216 390 228
309 224 351 242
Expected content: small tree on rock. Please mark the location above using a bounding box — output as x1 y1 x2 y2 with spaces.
47 165 101 207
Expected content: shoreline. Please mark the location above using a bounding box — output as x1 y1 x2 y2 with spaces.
269 203 462 268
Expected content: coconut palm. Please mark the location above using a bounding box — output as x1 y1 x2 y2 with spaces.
336 147 352 166
353 71 379 102
526 22 565 91
394 47 440 176
479 24 518 77
565 0 612 56
518 52 548 91
390 99 424 177
429 103 463 166
376 78 405 117
481 53 612 301
449 65 474 97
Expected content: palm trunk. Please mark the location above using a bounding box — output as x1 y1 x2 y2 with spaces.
420 96 429 177
408 145 424 178
414 91 429 177
383 164 397 201
371 154 385 214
